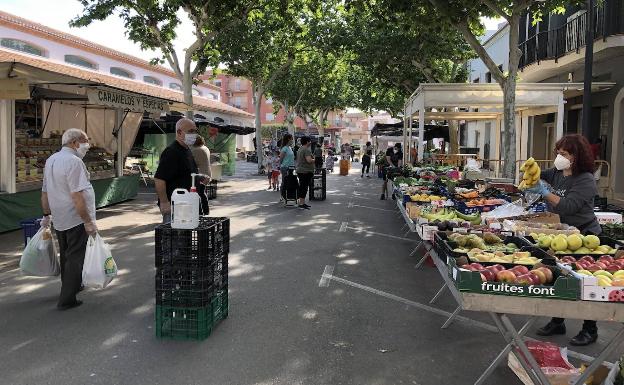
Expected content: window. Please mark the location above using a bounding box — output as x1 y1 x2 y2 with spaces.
110 67 133 78
192 88 202 96
233 96 243 108
234 79 241 91
265 113 274 121
64 54 96 69
213 79 222 87
143 76 162 86
0 38 44 56
169 83 183 91
485 72 492 83
265 97 273 104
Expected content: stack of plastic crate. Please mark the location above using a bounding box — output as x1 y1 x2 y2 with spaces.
309 168 327 201
154 217 229 340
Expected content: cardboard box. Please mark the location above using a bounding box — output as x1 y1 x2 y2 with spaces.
518 212 561 224
595 212 623 225
508 350 579 385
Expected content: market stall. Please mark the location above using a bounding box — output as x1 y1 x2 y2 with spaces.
402 83 615 175
389 162 624 385
0 51 172 232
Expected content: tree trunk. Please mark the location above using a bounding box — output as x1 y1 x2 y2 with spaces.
502 79 517 178
283 101 295 135
448 120 459 154
182 70 194 119
253 84 264 173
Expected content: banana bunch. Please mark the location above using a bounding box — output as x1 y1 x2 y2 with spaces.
518 157 540 190
422 208 457 221
454 210 482 226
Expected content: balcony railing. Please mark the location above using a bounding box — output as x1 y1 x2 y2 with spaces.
519 0 624 68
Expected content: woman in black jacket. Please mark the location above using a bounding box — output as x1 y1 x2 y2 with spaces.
527 134 601 346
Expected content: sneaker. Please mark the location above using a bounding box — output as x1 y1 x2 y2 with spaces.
361 174 363 178
267 187 273 190
391 194 396 200
536 321 566 336
367 174 371 178
298 204 310 210
303 204 311 209
570 329 598 346
57 300 83 311
380 194 385 200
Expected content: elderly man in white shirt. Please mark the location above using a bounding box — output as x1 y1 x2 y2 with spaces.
41 128 97 310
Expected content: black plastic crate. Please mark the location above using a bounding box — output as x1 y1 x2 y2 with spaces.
206 181 217 200
155 217 229 268
156 259 228 307
155 288 228 340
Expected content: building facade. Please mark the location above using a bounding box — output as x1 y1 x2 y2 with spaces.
466 1 624 197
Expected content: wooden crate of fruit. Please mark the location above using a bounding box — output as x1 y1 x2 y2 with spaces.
448 258 580 300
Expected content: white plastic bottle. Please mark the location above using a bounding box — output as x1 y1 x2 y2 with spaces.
171 188 200 229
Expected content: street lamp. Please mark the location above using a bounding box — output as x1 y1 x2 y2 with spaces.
582 0 595 140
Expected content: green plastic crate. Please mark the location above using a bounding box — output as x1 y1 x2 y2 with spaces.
156 289 228 340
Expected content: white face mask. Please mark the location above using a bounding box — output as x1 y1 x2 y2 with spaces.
184 133 198 147
76 142 90 158
393 148 399 154
554 154 571 170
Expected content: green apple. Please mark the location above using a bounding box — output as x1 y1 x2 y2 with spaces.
583 235 601 250
551 236 568 252
567 234 583 251
537 235 552 248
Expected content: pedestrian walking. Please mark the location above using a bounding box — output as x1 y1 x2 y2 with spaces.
271 150 281 191
325 149 335 172
263 150 274 190
296 136 315 210
154 118 205 223
190 135 212 215
40 128 96 310
380 143 403 200
361 141 373 178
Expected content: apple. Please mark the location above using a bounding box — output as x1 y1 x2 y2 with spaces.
595 262 608 270
611 279 624 287
488 264 505 273
599 255 615 264
497 270 517 283
587 264 603 272
515 274 534 285
531 269 547 285
470 263 484 270
480 273 487 282
580 255 595 264
528 272 542 285
579 261 592 269
536 267 554 283
510 265 529 275
561 256 576 264
607 265 621 274
480 269 497 282
573 262 586 271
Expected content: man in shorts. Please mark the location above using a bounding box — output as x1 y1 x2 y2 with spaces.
380 143 403 200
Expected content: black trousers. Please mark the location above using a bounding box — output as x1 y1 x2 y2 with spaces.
552 318 597 333
297 172 313 199
362 155 371 174
55 224 89 307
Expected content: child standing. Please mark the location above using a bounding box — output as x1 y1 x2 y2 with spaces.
264 151 273 190
271 150 281 191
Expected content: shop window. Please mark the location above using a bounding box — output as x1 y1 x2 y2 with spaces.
143 76 163 86
64 54 97 69
110 67 134 78
192 88 202 96
0 38 45 56
169 83 183 91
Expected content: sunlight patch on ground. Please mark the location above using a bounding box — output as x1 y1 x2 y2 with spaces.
300 309 317 320
15 282 46 294
339 258 359 265
102 332 128 348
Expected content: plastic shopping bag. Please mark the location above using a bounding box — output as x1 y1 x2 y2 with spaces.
82 234 117 289
19 227 60 276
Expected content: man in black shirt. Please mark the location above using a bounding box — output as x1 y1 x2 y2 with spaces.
380 143 403 200
154 118 205 223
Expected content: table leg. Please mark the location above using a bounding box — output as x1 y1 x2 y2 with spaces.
409 242 422 257
430 283 447 304
474 315 538 385
500 314 551 385
572 327 624 385
441 306 461 329
415 249 430 269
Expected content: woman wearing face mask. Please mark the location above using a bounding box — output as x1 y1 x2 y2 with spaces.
526 134 601 346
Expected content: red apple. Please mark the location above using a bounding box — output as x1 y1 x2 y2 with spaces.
561 256 576 264
580 255 595 263
480 273 487 282
510 265 530 275
530 269 547 285
480 269 497 282
573 262 586 271
536 267 554 283
599 255 615 264
587 264 603 272
528 272 542 285
595 262 608 270
488 264 505 273
579 261 592 269
470 263 484 270
497 270 517 283
461 264 473 270
607 265 621 274
515 274 534 285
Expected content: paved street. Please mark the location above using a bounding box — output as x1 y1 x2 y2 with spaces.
0 161 621 385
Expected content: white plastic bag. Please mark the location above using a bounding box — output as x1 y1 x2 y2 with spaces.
82 234 117 289
19 226 60 276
